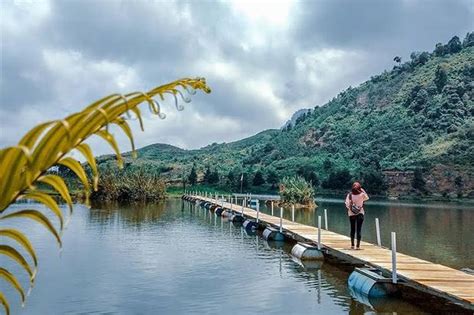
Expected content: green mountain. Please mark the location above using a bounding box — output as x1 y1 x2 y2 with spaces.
98 33 474 198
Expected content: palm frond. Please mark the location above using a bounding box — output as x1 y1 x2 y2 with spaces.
0 77 211 313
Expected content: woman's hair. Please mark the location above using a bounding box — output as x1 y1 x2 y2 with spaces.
351 181 362 195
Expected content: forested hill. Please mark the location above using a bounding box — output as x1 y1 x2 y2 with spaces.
98 33 474 198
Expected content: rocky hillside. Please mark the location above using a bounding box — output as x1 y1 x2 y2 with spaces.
98 33 474 198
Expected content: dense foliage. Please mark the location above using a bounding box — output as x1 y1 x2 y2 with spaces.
91 167 166 201
279 176 315 206
98 33 474 197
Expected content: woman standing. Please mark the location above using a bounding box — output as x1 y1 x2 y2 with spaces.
345 182 369 249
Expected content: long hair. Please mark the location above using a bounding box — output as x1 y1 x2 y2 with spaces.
351 182 362 195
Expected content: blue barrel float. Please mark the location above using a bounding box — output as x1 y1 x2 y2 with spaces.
221 210 232 218
243 219 258 231
348 268 398 298
230 214 245 223
291 243 324 260
215 207 224 216
262 227 285 241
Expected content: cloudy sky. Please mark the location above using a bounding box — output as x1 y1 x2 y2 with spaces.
1 0 473 155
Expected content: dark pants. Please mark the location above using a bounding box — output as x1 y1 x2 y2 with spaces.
349 214 364 247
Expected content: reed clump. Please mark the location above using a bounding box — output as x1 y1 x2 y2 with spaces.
91 167 166 201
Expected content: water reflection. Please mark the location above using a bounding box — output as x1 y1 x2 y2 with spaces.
4 199 464 314
189 205 426 314
88 200 167 230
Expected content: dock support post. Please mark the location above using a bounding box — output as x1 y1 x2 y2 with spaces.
391 232 397 284
279 207 283 233
271 201 274 216
241 201 244 215
292 205 295 222
256 200 260 223
317 216 322 250
324 209 328 230
376 218 381 247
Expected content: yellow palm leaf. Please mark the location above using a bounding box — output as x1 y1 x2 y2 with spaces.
0 146 31 211
75 143 99 192
95 129 124 169
0 291 10 315
0 268 26 305
0 77 211 311
37 174 73 214
0 229 38 268
0 245 35 282
113 117 136 158
57 157 90 204
1 210 62 247
19 191 64 231
18 121 55 149
130 107 144 131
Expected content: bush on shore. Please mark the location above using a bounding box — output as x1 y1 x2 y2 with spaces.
279 176 316 208
91 167 166 201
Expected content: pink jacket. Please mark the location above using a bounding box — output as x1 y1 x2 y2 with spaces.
345 190 369 216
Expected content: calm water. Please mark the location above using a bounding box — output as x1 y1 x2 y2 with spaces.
1 197 472 314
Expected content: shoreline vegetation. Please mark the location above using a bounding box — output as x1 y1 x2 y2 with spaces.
96 33 474 200
90 168 166 202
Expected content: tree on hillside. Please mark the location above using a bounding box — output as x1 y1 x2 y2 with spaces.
203 166 211 183
226 170 235 188
253 171 265 186
434 65 448 92
361 170 388 195
410 51 430 66
188 165 197 185
463 32 474 47
266 169 279 189
240 172 250 191
447 36 462 54
323 159 333 172
297 165 320 187
322 170 352 190
434 43 446 57
410 88 428 112
393 56 402 64
208 169 219 184
412 169 427 194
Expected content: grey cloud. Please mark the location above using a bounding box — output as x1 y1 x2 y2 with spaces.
293 0 473 54
1 0 472 150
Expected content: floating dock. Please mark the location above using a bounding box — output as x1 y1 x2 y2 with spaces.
185 194 474 312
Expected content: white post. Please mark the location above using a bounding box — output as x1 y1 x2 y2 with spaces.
279 207 283 233
317 215 322 250
256 200 259 223
324 209 328 230
376 218 381 247
271 201 274 216
391 232 397 284
292 205 295 222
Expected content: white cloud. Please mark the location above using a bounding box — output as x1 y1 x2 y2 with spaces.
227 0 295 27
42 49 142 106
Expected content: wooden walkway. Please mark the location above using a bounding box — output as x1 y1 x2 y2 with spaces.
192 195 474 310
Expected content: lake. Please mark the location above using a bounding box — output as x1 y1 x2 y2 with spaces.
1 197 472 314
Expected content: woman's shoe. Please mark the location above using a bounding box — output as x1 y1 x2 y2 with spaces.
350 245 354 250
